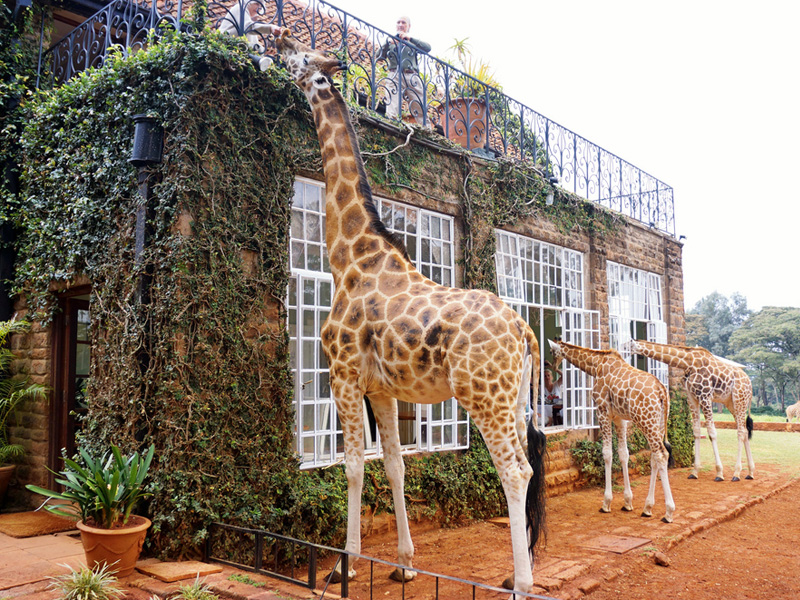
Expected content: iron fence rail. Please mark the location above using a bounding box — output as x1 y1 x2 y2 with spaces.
39 0 675 235
206 521 557 599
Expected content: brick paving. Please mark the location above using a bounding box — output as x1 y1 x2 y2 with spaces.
0 464 795 600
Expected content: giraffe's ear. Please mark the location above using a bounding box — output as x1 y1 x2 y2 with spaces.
279 29 291 41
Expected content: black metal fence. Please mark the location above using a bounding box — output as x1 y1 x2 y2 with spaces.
39 0 675 235
206 521 557 599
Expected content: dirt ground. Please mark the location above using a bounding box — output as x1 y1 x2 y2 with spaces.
310 462 800 600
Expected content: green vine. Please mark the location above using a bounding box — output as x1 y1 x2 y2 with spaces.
9 19 627 559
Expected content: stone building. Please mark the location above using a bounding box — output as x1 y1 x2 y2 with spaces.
2 0 684 545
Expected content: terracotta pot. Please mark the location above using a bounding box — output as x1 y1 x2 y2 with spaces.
77 515 151 577
0 464 14 504
435 97 489 149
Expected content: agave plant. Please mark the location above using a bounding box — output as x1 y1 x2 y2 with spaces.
48 562 125 600
0 319 47 465
445 37 502 97
27 443 155 528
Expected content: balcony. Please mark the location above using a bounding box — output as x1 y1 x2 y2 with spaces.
37 0 675 235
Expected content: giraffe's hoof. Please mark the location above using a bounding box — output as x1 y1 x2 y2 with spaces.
714 477 724 482
501 576 515 590
661 516 673 524
326 570 342 584
688 474 698 480
746 475 754 480
641 512 652 518
731 476 740 482
599 507 611 514
621 505 633 512
389 567 415 583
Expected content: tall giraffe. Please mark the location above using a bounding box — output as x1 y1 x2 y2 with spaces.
275 32 546 594
548 340 675 522
627 340 754 481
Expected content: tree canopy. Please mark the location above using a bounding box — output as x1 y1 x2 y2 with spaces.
730 306 800 408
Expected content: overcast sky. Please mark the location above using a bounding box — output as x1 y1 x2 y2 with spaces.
328 0 799 312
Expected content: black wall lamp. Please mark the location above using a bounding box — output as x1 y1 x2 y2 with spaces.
129 114 164 304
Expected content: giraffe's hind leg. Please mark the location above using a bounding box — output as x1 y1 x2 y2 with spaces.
472 406 535 595
616 420 634 512
368 394 416 582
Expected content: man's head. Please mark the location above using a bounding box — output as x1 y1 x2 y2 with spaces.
396 16 411 34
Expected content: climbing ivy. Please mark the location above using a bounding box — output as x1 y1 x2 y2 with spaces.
10 17 626 559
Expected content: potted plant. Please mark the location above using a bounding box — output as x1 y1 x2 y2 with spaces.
27 443 155 577
0 319 47 504
435 38 502 149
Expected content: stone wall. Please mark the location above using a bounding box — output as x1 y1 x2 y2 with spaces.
5 298 52 509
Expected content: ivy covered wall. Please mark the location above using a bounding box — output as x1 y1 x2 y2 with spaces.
11 28 589 556
8 20 684 557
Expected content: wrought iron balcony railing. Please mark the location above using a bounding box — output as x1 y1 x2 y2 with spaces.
38 0 675 235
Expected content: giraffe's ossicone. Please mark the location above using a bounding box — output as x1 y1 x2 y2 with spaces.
276 32 546 595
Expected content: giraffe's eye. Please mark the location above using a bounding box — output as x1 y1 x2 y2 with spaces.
303 56 309 66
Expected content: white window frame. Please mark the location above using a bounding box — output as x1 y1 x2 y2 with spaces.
289 178 468 469
495 230 599 431
607 262 668 386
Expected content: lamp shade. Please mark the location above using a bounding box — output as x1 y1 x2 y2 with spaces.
129 114 163 167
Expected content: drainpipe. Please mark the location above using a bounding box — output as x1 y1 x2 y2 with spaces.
128 114 163 442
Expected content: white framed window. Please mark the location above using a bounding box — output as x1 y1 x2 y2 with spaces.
607 262 668 385
289 178 468 469
495 230 599 431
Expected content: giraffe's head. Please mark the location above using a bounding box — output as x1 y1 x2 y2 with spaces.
622 339 640 354
548 339 564 360
276 31 345 96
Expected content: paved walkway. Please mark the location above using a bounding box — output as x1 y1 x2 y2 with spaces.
1 463 797 600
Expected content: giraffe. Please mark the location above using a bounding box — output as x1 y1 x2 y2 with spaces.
626 340 755 482
548 340 675 522
275 31 547 595
786 401 800 423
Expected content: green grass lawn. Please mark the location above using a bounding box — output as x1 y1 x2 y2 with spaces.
697 428 800 477
705 409 788 423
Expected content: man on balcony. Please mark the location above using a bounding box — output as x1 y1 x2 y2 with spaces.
377 16 431 125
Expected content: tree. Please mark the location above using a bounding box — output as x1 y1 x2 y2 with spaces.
685 292 752 357
730 307 800 409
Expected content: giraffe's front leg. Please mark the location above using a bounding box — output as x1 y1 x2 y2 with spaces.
616 420 634 512
686 393 703 479
368 394 416 583
327 380 364 583
700 400 724 481
598 410 614 513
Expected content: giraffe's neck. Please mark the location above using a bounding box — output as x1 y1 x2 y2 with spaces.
634 341 694 370
558 343 608 377
303 83 408 283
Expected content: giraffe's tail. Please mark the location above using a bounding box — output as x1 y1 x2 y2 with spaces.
662 385 675 468
519 340 546 558
746 414 754 440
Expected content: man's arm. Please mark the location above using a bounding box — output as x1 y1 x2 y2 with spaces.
408 37 431 53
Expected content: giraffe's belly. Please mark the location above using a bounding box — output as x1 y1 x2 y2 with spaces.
365 358 454 405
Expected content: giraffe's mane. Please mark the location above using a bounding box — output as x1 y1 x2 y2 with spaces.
641 340 714 356
328 81 411 263
560 341 624 360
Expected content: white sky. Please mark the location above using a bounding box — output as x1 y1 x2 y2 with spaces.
328 0 800 312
